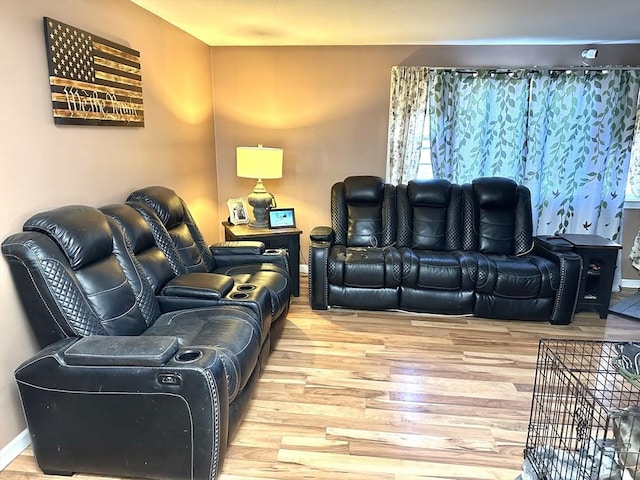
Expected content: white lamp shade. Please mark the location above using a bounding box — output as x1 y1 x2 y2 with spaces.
236 146 283 179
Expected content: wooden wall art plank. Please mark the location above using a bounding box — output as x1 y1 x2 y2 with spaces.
43 17 144 127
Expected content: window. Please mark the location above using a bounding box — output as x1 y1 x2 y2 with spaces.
416 118 433 180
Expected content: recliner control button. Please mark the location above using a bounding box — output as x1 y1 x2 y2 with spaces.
157 373 182 386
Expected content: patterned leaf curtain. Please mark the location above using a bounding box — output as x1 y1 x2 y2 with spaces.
427 68 640 289
386 66 429 184
525 70 640 241
429 70 531 183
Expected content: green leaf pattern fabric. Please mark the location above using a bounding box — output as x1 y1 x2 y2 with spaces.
427 68 639 244
525 70 640 242
429 70 531 183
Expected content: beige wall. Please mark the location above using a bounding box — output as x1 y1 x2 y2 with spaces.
211 45 640 274
211 46 415 255
0 0 217 449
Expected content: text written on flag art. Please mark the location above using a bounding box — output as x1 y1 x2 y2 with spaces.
43 17 144 127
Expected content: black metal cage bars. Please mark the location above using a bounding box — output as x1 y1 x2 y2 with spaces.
524 339 640 480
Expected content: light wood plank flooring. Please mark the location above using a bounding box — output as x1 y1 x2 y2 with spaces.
2 278 639 480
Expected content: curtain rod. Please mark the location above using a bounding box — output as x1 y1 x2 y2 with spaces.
409 65 640 72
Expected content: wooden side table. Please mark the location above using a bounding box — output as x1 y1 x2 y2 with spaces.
560 234 622 319
222 221 302 297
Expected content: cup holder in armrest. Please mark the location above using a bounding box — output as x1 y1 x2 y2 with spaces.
230 292 249 300
236 284 256 292
174 349 203 363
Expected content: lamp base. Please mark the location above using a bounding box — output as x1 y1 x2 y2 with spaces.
247 180 273 228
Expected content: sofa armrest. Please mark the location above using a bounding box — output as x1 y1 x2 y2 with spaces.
534 235 574 252
533 241 583 325
160 273 235 300
15 337 229 480
158 272 237 311
210 241 265 255
63 336 179 366
309 229 334 310
156 273 272 333
212 247 290 274
310 226 334 244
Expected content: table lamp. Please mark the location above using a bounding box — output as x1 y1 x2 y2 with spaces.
236 145 283 228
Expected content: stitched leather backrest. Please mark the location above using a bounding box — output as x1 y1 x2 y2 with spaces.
397 179 463 250
100 204 177 294
15 206 149 341
127 186 184 228
331 176 396 247
105 215 163 327
127 186 214 272
462 177 533 255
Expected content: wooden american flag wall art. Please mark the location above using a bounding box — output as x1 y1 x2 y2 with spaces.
43 17 144 127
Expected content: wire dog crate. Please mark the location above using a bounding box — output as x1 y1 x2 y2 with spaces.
524 339 640 480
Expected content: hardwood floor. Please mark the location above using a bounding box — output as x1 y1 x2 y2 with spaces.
2 278 639 480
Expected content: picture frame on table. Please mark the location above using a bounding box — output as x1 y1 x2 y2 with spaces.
227 197 250 225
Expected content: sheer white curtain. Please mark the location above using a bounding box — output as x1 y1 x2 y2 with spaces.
386 66 429 184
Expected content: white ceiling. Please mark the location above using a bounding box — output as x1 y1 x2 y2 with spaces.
131 0 640 47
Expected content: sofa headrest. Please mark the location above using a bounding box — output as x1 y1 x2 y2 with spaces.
127 186 184 229
100 203 155 254
407 179 451 206
24 206 113 269
472 177 518 210
343 176 385 204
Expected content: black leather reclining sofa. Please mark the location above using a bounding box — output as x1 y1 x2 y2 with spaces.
2 186 291 480
309 176 582 325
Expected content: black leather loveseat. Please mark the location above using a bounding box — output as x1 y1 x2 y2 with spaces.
309 176 583 325
2 187 291 480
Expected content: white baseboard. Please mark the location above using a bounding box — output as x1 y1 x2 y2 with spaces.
621 278 640 289
0 429 30 471
299 264 308 275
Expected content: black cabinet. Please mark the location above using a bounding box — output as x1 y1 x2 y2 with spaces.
223 222 302 297
539 234 622 319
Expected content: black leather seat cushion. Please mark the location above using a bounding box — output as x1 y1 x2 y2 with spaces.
144 305 260 403
400 249 475 290
344 248 385 287
475 253 559 299
328 245 401 288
